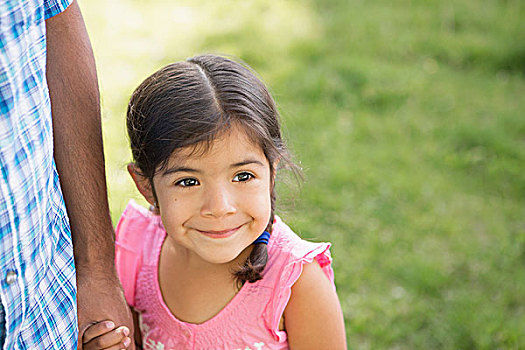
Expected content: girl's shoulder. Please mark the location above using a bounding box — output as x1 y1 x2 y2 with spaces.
262 216 335 342
115 200 165 306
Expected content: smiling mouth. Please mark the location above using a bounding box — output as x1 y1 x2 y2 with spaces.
197 224 245 239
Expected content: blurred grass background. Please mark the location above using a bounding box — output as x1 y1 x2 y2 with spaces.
79 0 525 348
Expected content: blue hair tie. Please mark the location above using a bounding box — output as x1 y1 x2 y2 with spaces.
253 231 270 245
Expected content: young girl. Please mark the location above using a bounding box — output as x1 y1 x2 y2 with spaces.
82 55 346 350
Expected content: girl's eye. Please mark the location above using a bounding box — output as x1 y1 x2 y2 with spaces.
175 178 199 187
233 172 254 182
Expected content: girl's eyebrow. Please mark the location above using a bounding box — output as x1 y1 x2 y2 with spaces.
231 159 265 168
162 166 200 176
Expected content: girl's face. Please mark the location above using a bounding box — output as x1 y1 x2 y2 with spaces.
145 126 272 265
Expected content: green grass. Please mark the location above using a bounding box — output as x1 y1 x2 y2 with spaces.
80 0 525 348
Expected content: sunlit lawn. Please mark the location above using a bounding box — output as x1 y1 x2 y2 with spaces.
80 0 525 348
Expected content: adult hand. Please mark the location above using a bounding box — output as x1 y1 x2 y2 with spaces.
76 271 135 350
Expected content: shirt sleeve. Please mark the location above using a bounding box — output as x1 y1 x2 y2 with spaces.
115 201 149 307
43 0 73 20
263 219 335 342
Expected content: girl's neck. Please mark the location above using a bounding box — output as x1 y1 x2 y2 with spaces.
158 236 254 324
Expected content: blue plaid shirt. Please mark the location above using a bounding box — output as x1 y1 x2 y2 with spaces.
0 0 77 348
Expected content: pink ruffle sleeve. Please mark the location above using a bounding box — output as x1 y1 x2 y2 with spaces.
264 218 335 342
115 200 156 307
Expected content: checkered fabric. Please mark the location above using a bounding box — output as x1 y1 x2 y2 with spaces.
0 0 77 348
0 302 5 345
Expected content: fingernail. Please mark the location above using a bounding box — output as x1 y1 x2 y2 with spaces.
105 321 115 329
119 326 130 336
123 337 131 348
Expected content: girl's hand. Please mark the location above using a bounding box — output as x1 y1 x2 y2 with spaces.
82 320 131 350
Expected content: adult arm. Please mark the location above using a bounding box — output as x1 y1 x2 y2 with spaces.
284 261 347 349
45 1 134 348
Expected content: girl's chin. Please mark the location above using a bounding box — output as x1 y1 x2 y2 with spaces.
203 254 243 265
199 246 252 265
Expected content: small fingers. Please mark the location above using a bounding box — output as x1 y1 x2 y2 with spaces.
83 321 116 343
83 326 130 350
95 337 131 350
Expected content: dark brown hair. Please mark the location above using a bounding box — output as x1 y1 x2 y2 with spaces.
126 54 298 285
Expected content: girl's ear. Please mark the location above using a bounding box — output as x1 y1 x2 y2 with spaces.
127 163 155 206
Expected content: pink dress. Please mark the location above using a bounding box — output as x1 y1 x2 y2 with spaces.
115 200 335 350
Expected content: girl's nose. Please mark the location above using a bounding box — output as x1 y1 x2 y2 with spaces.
200 186 236 218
